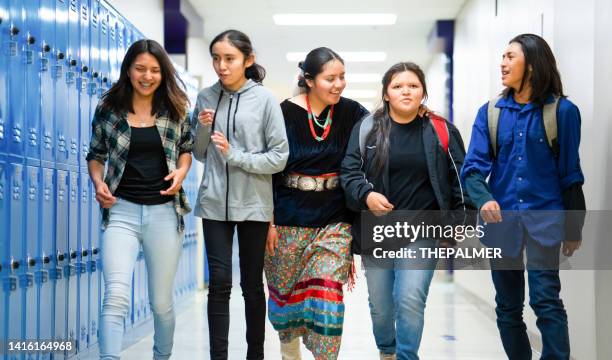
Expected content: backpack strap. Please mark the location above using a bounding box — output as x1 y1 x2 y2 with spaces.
429 113 449 153
542 96 560 157
487 95 503 158
358 115 374 157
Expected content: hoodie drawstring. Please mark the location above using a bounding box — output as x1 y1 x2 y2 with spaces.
232 93 241 135
211 90 224 132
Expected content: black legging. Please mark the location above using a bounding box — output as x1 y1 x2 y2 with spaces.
202 219 268 360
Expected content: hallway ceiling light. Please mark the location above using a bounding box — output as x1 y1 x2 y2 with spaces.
345 73 382 83
273 14 397 26
342 89 378 99
286 52 387 62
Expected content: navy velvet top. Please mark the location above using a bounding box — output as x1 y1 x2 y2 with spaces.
273 97 369 227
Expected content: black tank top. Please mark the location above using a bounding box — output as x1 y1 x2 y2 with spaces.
115 126 173 205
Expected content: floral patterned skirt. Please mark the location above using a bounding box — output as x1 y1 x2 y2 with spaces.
264 222 353 359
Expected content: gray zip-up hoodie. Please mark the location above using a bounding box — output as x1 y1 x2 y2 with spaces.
191 79 289 221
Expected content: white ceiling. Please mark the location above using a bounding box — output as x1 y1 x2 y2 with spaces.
187 0 467 100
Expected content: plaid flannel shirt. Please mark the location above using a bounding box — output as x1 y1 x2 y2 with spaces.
86 105 194 231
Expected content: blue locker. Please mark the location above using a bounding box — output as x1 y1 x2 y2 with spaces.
39 0 56 168
88 0 100 107
53 169 68 353
53 0 69 169
87 179 100 346
7 162 24 358
66 170 78 346
0 0 9 158
66 0 79 167
107 11 118 84
76 171 89 351
24 0 42 167
23 166 40 350
77 0 89 170
37 167 55 360
97 2 109 99
7 0 25 160
115 17 125 79
0 160 7 353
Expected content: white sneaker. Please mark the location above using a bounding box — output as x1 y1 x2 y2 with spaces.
379 352 397 360
281 337 302 360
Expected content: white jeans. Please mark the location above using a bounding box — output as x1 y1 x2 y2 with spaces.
99 198 183 360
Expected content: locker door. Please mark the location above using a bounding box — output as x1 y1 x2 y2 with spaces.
23 166 40 348
0 1 9 157
87 179 100 346
7 162 24 355
88 0 100 110
53 169 69 350
66 0 79 167
24 0 42 166
39 0 55 168
76 171 89 351
54 0 69 169
0 161 7 348
107 11 118 85
97 2 109 99
115 18 125 79
37 167 55 360
7 0 25 160
66 170 78 346
77 0 89 170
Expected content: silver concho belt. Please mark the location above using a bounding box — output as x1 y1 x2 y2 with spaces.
283 173 340 192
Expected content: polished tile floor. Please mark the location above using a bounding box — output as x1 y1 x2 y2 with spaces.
111 260 509 360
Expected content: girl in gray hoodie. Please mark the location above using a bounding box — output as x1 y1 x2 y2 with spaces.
191 29 289 360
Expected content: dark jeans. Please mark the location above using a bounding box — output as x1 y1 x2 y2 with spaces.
491 236 570 360
203 219 268 360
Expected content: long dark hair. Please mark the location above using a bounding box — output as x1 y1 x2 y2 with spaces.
100 39 188 122
210 29 266 83
502 33 564 104
297 47 344 93
368 62 428 175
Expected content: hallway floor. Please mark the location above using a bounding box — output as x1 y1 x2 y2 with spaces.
114 260 509 359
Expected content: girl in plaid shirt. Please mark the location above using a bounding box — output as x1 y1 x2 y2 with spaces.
87 39 193 360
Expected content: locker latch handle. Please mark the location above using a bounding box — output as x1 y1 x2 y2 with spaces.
82 66 89 73
43 44 51 53
27 35 36 45
10 25 19 36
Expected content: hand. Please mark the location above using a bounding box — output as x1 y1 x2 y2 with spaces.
198 108 215 127
94 181 117 208
562 240 581 257
480 200 502 223
211 131 230 156
366 192 394 216
266 225 279 254
161 168 187 196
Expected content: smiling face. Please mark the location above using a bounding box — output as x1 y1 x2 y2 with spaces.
306 59 346 106
501 42 529 91
384 70 424 119
128 52 162 99
211 39 254 91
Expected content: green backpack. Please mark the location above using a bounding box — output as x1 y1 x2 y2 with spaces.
487 95 560 158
